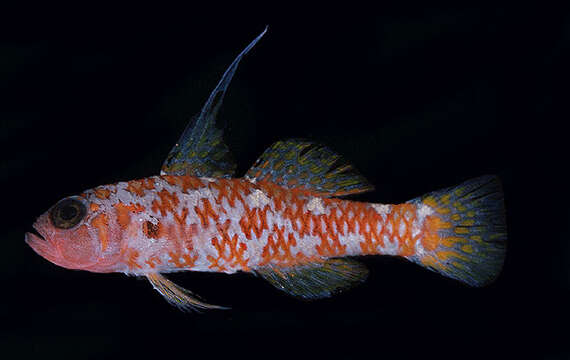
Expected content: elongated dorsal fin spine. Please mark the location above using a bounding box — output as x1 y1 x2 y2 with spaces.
161 27 267 178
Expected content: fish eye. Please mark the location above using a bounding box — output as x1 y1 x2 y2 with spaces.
49 198 87 229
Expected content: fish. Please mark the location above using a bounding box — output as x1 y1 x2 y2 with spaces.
25 27 507 311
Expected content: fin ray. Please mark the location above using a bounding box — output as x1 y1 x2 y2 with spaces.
161 27 267 178
408 175 507 286
146 273 229 312
256 258 369 299
246 139 374 197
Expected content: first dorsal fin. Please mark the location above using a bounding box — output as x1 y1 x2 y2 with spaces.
256 258 369 299
146 273 228 312
246 139 374 197
161 27 267 178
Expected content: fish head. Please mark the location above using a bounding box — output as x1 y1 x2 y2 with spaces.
25 195 123 272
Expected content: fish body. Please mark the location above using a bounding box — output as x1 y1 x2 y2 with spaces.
26 28 507 310
29 175 441 274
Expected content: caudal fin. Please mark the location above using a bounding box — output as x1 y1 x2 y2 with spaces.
408 175 506 286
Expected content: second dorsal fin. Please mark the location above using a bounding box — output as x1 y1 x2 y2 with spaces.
245 139 374 197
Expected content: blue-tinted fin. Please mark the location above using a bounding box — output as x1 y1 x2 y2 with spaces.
146 273 229 312
407 175 507 286
245 139 374 197
256 258 369 299
161 27 267 178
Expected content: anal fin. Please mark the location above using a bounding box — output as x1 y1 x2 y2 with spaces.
146 273 229 312
256 258 369 299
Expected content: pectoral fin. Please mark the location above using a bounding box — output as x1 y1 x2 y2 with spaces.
146 273 228 312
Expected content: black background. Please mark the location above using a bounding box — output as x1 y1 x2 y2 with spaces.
1 4 568 359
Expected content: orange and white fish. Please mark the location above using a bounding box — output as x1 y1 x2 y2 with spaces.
25 27 507 311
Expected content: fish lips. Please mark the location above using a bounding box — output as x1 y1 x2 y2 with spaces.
25 224 61 265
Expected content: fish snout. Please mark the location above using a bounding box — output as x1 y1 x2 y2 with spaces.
25 229 59 264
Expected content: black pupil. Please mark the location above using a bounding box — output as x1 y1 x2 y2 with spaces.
60 205 78 220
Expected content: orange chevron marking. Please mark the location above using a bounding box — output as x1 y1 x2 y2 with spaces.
125 178 155 197
391 204 417 257
208 180 230 205
239 203 270 240
173 207 188 227
125 249 142 269
207 219 249 271
260 224 297 266
168 251 199 268
151 189 180 217
348 202 385 255
182 253 199 267
346 202 421 256
145 255 160 269
313 214 347 257
207 179 251 207
194 198 218 228
163 175 204 193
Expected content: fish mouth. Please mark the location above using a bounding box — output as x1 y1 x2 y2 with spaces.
25 225 59 263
